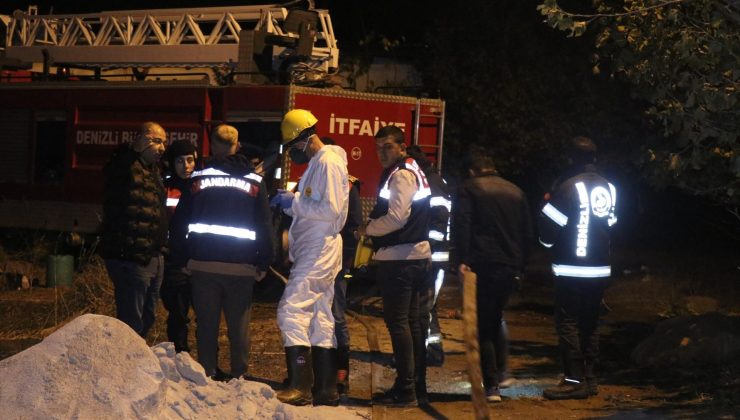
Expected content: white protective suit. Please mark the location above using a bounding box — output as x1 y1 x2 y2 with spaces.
278 144 349 347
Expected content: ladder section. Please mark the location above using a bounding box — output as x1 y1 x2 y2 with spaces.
412 100 446 170
1 4 338 72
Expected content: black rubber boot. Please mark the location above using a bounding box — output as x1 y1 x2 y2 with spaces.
336 345 350 396
312 347 340 406
276 346 313 406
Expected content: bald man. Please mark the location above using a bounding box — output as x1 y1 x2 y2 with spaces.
101 122 168 337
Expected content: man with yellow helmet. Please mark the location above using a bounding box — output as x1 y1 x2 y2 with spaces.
272 109 349 406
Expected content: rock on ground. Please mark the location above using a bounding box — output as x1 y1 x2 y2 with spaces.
0 314 363 420
631 312 740 368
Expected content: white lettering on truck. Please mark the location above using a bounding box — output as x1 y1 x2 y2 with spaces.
329 113 406 136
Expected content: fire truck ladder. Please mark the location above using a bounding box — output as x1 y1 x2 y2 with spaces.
1 4 338 75
412 100 446 170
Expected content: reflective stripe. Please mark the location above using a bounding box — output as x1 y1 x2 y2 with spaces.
379 159 432 202
274 167 282 179
413 186 432 201
246 173 263 183
166 198 179 207
564 378 581 384
198 177 251 193
552 264 611 278
433 268 445 302
539 238 553 248
426 334 442 345
542 203 568 227
428 230 445 241
432 251 449 262
608 182 617 226
430 196 452 211
575 182 589 204
188 223 256 240
192 168 229 177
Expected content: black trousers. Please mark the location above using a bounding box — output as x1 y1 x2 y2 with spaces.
160 265 192 353
472 263 518 389
191 271 255 377
377 259 430 391
553 276 608 381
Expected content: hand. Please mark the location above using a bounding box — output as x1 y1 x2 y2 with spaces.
256 269 267 282
355 223 367 240
458 264 471 273
270 189 294 209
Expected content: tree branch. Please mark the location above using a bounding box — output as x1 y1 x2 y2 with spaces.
551 0 687 19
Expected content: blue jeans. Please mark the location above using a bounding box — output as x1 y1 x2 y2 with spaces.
105 256 164 337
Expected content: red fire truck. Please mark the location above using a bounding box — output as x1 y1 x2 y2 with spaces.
0 4 445 234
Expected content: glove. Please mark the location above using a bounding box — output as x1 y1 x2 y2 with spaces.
270 189 295 209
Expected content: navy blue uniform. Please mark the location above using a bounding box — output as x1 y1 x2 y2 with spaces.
539 163 617 383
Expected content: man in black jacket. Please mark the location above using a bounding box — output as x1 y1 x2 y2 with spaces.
101 121 168 338
453 152 533 402
539 137 617 400
182 124 274 379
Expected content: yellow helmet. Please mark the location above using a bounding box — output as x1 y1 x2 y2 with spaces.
281 109 318 144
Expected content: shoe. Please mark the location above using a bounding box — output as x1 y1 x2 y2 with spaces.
276 346 313 406
416 381 429 406
312 347 339 406
336 345 350 396
543 378 590 400
372 387 417 407
499 377 515 389
485 386 502 402
337 369 350 395
210 368 233 382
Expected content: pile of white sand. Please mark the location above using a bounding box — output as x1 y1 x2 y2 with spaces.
0 314 364 419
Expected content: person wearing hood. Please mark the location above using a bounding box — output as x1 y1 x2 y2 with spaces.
182 124 274 380
100 121 168 338
539 136 618 400
160 140 198 353
272 109 349 406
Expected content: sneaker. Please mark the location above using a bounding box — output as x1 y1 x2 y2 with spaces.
499 377 516 389
485 386 502 402
543 379 590 400
372 387 417 407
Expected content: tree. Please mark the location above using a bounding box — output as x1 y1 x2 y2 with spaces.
538 0 740 212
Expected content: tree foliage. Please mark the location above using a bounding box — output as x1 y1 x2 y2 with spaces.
539 0 740 207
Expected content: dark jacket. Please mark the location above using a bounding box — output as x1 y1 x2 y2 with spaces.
341 176 363 268
369 157 431 250
164 175 192 268
538 164 616 278
100 145 168 265
453 171 532 270
425 169 451 260
183 154 274 270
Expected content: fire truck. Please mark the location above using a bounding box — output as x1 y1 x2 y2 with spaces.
0 3 446 235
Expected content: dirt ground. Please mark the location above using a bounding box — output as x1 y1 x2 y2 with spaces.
1 244 739 419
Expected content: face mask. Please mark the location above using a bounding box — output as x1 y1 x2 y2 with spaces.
288 139 310 164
